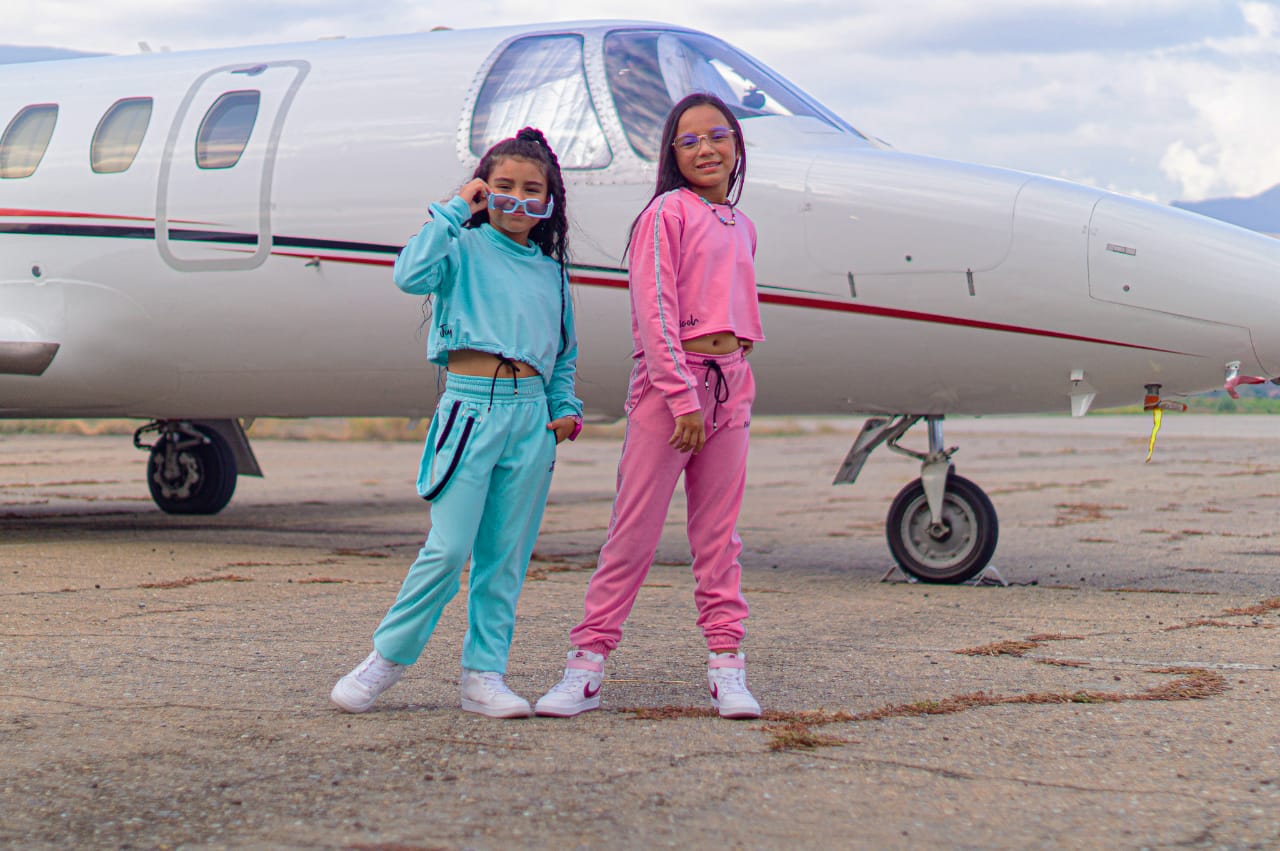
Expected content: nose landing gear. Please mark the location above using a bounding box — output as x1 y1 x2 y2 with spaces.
835 415 999 584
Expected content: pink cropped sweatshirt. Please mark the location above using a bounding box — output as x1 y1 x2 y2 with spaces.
627 187 764 418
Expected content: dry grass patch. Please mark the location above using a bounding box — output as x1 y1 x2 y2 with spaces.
1220 596 1280 617
138 574 252 589
616 667 1227 752
619 706 718 721
956 633 1082 657
526 563 582 581
1052 502 1126 526
1165 596 1280 630
331 547 390 558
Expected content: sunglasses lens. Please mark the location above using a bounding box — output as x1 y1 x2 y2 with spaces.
675 135 698 150
488 194 518 213
523 199 548 216
710 129 733 144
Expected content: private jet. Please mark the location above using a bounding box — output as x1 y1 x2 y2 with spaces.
3 20 1277 582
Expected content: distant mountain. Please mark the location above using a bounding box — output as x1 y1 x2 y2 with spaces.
0 45 105 64
1173 185 1280 235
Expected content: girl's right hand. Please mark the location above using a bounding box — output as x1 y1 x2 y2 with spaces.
669 411 706 454
460 178 490 215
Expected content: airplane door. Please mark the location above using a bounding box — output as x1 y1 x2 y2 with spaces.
156 60 309 272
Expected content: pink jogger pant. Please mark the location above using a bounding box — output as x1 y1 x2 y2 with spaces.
570 349 755 657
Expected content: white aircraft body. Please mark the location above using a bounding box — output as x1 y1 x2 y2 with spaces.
3 20 1278 582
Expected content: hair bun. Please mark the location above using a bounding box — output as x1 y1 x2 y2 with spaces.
516 126 547 146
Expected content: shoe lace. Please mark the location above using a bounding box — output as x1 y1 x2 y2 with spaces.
473 671 514 696
712 666 751 696
355 654 402 689
549 667 594 695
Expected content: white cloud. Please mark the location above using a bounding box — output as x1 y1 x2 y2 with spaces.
3 0 1280 203
1160 140 1222 200
1241 1 1280 38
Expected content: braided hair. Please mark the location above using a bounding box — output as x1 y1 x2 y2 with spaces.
467 127 571 352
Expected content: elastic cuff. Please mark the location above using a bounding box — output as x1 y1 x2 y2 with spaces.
575 642 611 658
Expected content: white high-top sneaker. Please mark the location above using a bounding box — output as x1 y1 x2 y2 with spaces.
707 651 762 719
534 649 605 717
460 669 532 718
331 650 405 713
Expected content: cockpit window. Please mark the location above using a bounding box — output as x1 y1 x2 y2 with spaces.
196 90 260 170
471 35 611 169
604 30 863 160
91 97 153 174
0 104 58 179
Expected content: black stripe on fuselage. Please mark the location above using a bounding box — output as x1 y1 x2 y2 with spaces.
0 223 402 255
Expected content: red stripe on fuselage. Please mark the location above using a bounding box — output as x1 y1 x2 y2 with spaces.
564 273 1192 356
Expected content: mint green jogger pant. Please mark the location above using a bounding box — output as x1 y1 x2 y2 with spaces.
372 373 556 673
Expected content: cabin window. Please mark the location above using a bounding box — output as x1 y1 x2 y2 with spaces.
0 104 58 179
195 90 260 169
91 97 153 174
604 30 861 160
471 35 611 170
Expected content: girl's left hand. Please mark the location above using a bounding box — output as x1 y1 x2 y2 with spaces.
738 338 754 356
547 417 577 444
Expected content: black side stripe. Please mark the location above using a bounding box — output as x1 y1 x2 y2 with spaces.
422 415 474 502
0 223 402 254
434 400 461 451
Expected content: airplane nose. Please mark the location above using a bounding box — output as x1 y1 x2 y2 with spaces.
1086 193 1280 375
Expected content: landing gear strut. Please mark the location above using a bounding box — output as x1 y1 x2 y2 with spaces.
133 419 257 515
835 415 999 583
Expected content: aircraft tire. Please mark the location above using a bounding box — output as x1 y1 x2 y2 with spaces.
886 473 998 584
146 423 237 515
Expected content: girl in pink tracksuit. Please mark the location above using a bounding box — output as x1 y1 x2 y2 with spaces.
536 93 764 719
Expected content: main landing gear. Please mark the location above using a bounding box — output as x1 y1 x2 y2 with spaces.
835 415 998 584
133 419 262 515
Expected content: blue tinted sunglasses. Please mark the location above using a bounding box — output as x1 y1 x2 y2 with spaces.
487 193 554 219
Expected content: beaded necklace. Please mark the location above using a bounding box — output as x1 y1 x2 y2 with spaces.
695 192 736 226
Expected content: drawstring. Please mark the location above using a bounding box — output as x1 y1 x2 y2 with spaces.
489 356 520 410
702 359 729 430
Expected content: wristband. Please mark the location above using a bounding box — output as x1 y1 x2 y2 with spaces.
568 416 583 441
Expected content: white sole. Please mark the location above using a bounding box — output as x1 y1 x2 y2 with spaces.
533 698 600 717
461 698 532 718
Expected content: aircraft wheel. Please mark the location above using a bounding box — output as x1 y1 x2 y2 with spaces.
147 424 237 515
886 474 998 584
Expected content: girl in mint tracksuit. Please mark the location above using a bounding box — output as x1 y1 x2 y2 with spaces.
331 128 583 719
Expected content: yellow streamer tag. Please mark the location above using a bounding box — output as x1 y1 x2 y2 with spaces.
1145 407 1163 463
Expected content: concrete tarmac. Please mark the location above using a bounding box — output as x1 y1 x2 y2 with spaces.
2 415 1278 849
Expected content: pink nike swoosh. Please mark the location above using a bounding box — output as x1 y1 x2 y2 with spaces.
710 682 719 699
584 682 600 698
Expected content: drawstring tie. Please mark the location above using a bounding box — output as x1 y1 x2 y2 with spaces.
489 356 520 410
702 359 729 430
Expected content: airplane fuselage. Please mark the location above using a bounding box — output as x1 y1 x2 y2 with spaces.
4 21 1278 424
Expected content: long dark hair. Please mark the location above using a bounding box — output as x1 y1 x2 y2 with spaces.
626 93 747 250
467 127 571 352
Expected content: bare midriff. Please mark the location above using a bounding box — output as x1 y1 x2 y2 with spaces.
446 348 540 378
682 332 742 355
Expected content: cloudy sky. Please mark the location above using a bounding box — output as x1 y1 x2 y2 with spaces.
3 0 1278 205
